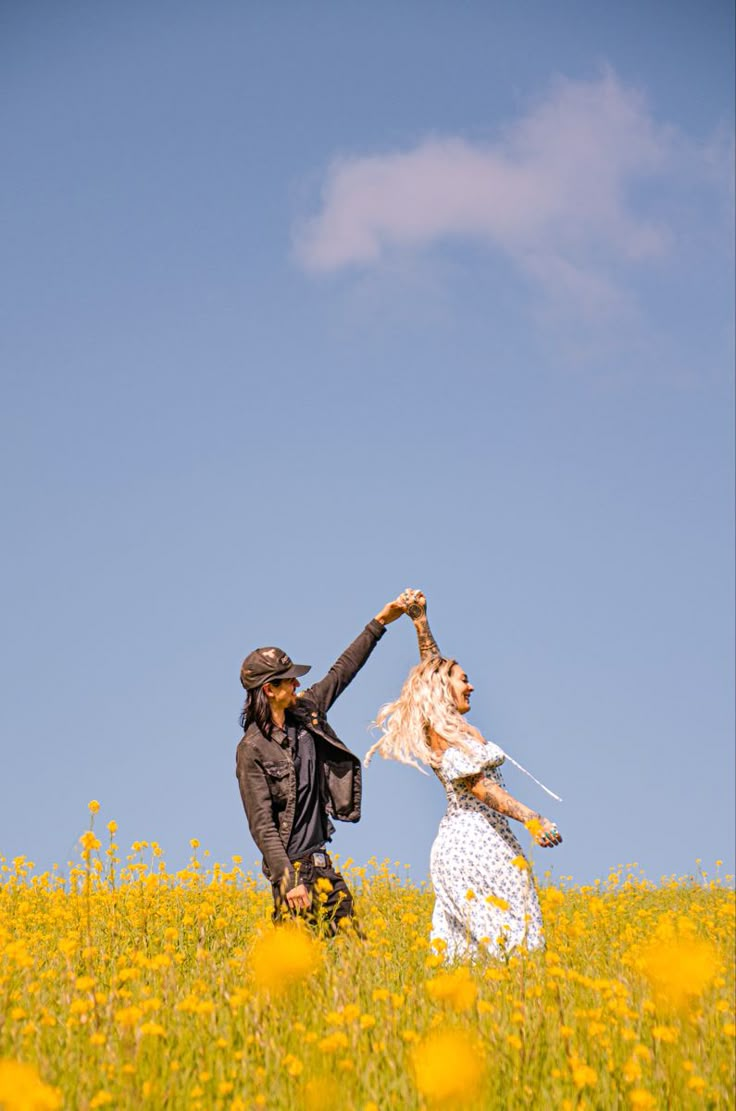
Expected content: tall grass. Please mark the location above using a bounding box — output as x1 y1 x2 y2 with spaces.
0 809 733 1110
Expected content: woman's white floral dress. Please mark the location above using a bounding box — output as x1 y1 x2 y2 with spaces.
430 737 544 961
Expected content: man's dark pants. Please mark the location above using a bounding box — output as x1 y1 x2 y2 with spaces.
271 852 361 937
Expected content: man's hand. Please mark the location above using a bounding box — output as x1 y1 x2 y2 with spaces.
285 883 311 910
375 588 425 626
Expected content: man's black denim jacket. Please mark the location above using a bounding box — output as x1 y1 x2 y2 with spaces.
235 619 385 892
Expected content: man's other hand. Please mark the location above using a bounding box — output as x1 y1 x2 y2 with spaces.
285 883 311 910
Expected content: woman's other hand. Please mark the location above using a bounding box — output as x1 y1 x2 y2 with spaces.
534 817 562 848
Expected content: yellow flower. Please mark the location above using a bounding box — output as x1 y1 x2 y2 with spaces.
107 820 117 834
570 1062 597 1089
140 1022 166 1037
115 1005 143 1028
623 1057 641 1083
525 817 543 838
89 1093 114 1109
511 856 529 871
651 1025 678 1044
0 1060 62 1111
318 1032 349 1052
88 800 100 814
190 838 200 849
426 968 477 1012
485 894 510 911
629 1090 657 1108
250 926 321 996
411 1029 485 1107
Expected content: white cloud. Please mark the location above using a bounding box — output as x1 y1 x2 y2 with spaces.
294 70 731 318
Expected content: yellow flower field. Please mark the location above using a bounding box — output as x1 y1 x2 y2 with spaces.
0 807 733 1110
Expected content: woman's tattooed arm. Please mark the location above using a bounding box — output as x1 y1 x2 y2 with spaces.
465 776 563 845
407 601 441 660
465 776 540 824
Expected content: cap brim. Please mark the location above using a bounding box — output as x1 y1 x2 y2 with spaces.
279 663 311 680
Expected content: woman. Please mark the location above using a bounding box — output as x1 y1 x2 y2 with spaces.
366 593 562 962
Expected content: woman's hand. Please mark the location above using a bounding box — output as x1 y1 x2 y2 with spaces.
402 589 427 621
375 588 425 626
533 817 562 848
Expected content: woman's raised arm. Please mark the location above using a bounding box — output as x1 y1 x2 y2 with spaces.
402 590 441 660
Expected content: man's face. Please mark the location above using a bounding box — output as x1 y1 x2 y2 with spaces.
264 676 300 715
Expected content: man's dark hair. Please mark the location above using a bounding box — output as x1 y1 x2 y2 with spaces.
240 684 276 738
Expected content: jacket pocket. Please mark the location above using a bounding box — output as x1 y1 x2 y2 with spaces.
263 761 290 805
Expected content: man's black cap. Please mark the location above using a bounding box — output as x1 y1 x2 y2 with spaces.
240 646 311 691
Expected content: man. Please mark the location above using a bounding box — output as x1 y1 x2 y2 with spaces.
236 591 421 933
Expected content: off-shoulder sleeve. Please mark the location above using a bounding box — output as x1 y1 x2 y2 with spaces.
441 740 505 781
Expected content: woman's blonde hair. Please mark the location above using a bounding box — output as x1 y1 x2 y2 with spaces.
365 656 483 772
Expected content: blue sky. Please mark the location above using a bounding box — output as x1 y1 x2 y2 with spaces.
1 1 733 886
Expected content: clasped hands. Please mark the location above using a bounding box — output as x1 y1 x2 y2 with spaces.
375 588 427 626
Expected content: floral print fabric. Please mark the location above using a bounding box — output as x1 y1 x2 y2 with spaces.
430 737 544 961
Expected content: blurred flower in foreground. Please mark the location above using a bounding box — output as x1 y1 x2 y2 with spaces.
88 800 100 815
303 1073 332 1111
644 942 717 1010
426 967 477 1012
411 1029 485 1107
0 1059 61 1111
631 916 719 1012
250 927 321 996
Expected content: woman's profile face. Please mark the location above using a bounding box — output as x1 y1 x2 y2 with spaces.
448 664 474 715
